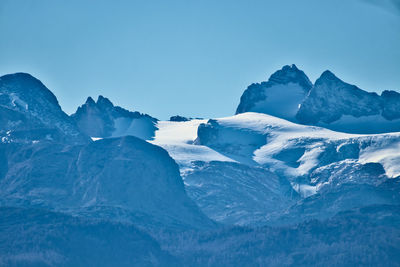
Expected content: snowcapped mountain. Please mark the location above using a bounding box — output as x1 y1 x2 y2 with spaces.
152 119 301 225
152 112 400 225
71 95 158 140
297 70 400 133
0 73 89 144
296 70 381 125
2 71 398 227
236 64 312 121
236 65 400 134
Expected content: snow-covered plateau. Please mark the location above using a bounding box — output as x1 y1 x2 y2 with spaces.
152 112 400 225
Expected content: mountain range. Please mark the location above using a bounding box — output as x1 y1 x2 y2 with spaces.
237 64 400 133
0 67 399 266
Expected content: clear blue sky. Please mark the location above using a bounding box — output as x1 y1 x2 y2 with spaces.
1 0 399 119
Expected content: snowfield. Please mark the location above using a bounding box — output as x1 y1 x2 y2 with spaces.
153 112 400 179
147 112 400 225
151 119 235 173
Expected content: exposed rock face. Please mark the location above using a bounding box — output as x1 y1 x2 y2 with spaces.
0 136 215 229
236 64 312 121
295 71 400 133
0 73 89 144
71 95 158 140
170 115 190 122
381 90 400 120
296 71 381 124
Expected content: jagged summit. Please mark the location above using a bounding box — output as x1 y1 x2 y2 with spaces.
71 95 158 140
296 70 400 133
297 70 381 124
96 95 113 108
268 64 313 89
84 95 114 108
85 96 96 105
236 64 312 121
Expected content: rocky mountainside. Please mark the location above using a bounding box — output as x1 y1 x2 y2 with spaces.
71 95 157 140
296 70 400 133
183 161 298 225
236 64 312 121
0 73 89 144
296 70 381 124
0 136 214 230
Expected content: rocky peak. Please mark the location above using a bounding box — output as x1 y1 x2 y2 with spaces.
71 95 158 139
235 64 313 120
318 70 337 81
85 96 96 105
96 95 114 109
235 66 400 134
269 64 313 90
295 71 400 133
0 73 89 144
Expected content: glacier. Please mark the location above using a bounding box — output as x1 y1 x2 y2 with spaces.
152 112 400 226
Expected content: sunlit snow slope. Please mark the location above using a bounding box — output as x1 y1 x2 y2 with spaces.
151 119 235 173
152 112 400 225
154 112 400 179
